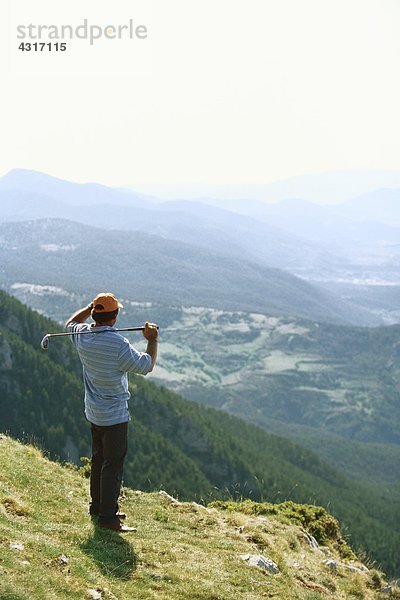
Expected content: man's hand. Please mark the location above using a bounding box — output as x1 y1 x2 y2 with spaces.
143 322 158 372
143 321 159 341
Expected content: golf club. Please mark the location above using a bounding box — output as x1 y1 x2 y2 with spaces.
40 326 159 350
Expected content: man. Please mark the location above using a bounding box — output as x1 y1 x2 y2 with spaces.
65 292 158 532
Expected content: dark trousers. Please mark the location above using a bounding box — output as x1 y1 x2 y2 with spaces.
89 421 128 524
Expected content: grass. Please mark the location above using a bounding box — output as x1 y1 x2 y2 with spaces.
0 434 397 600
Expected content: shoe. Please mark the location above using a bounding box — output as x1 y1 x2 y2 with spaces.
90 511 127 520
99 521 137 533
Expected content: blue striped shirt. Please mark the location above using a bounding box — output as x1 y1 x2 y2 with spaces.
67 322 152 426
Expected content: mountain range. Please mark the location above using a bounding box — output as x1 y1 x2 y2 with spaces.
1 168 399 324
0 218 371 325
129 168 400 203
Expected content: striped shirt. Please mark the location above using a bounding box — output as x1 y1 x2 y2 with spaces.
67 322 152 426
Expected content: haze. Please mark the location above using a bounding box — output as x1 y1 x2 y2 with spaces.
2 0 400 192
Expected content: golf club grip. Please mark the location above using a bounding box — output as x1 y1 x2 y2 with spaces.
118 326 159 332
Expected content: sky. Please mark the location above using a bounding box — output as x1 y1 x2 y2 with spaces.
1 0 400 190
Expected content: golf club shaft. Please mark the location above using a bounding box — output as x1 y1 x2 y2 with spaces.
45 326 152 338
40 325 159 349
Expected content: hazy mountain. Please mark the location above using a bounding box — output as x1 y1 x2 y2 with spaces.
127 168 400 203
193 193 400 323
341 188 400 226
0 218 375 325
0 169 348 275
0 168 153 208
199 194 400 247
1 168 399 324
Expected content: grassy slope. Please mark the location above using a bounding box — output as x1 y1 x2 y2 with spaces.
132 377 400 579
0 435 395 600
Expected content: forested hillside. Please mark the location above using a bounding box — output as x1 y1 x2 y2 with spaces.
0 290 399 577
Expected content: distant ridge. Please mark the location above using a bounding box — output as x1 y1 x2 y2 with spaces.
126 168 400 203
0 168 150 207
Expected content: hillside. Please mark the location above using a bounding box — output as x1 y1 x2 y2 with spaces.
0 290 399 577
115 303 400 446
0 435 397 600
3 286 399 447
0 218 375 326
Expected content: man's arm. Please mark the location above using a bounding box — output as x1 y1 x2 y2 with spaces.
143 321 158 372
65 303 93 328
